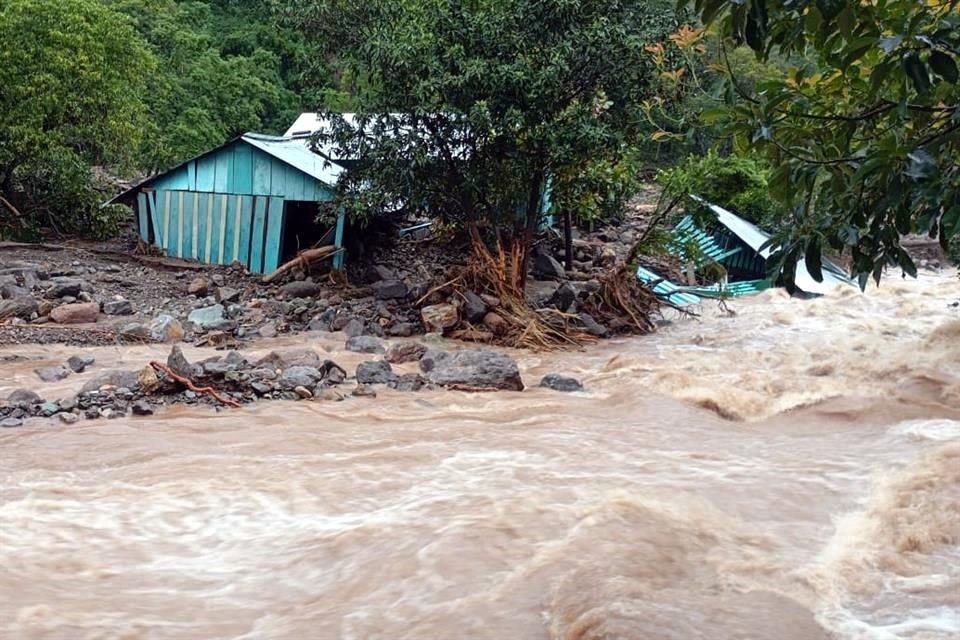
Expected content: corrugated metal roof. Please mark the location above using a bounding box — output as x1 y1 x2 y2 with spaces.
241 133 343 185
691 196 854 295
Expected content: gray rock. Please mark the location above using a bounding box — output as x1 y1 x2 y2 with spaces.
372 280 408 300
324 362 346 385
187 277 209 297
167 346 198 380
7 388 41 405
578 312 609 338
80 370 139 394
366 265 396 282
352 384 377 398
1 283 30 300
421 349 524 391
58 412 79 425
552 283 577 312
533 253 566 279
35 366 70 382
259 323 278 338
188 304 225 330
66 355 95 373
462 291 488 323
121 322 150 339
356 360 398 385
386 322 416 337
0 296 38 320
418 349 450 373
342 317 365 338
103 299 134 316
59 395 78 412
294 385 313 399
281 281 323 298
392 373 427 392
46 279 83 299
385 341 428 364
131 400 154 416
1 417 23 428
525 280 559 308
251 382 273 395
346 335 386 354
540 374 584 392
39 401 60 417
216 287 241 304
149 314 185 343
278 366 323 390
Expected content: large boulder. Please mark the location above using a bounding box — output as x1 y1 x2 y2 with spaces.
166 346 199 379
356 360 398 385
0 296 38 320
80 370 139 393
345 335 386 354
188 304 225 330
149 315 185 343
50 302 99 324
421 303 458 333
539 374 584 392
45 279 84 299
385 341 428 364
35 366 70 382
103 299 134 316
278 366 324 390
6 389 41 405
533 253 565 279
462 291 488 324
372 280 408 300
420 349 524 391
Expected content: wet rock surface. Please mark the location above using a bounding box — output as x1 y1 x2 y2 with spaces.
420 349 524 391
540 374 584 392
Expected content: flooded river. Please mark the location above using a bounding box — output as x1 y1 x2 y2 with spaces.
2 271 959 639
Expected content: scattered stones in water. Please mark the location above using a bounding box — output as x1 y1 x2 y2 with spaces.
67 354 95 373
35 366 70 382
391 373 427 392
539 374 584 392
58 412 79 425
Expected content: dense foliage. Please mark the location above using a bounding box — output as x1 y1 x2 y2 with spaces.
0 0 154 239
659 150 779 229
280 0 681 264
691 0 960 286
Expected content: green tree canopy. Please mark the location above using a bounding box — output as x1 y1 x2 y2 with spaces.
0 0 155 238
690 0 960 286
281 0 681 281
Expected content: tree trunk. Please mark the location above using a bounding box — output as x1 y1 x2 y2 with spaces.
518 169 544 291
563 209 573 270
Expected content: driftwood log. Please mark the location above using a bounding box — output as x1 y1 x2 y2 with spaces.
261 246 341 284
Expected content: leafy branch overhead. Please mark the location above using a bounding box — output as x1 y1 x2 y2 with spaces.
688 0 960 287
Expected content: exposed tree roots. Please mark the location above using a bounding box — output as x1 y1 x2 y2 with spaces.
149 361 242 407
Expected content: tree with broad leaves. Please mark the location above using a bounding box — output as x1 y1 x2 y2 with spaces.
687 0 960 288
278 0 682 289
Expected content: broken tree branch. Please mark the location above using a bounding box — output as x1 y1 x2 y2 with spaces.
149 361 242 408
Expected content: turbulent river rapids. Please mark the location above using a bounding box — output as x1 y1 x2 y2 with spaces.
3 271 960 640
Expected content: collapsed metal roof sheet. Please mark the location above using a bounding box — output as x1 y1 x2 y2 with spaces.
692 196 854 295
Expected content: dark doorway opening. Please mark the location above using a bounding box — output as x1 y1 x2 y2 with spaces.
281 201 334 262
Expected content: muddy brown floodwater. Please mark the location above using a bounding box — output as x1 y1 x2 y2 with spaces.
2 271 960 640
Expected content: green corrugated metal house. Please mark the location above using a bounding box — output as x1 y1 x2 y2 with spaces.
108 133 346 274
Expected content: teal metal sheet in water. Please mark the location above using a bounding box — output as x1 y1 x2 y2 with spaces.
636 266 702 307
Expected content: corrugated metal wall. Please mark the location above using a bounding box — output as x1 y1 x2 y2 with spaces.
150 141 333 201
138 190 285 274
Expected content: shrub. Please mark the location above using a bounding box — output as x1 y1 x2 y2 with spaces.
658 150 781 230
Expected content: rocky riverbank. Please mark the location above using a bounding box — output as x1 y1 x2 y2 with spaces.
0 339 585 428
